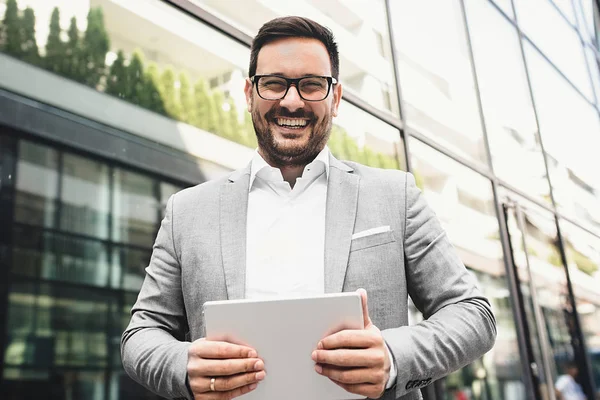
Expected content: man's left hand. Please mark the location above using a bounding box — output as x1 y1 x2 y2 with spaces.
311 289 391 399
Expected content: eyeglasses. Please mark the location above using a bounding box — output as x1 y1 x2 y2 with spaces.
250 75 337 101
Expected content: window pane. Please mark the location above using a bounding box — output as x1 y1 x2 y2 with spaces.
12 225 110 287
410 139 525 400
584 45 600 105
14 140 58 228
465 0 551 204
491 0 515 18
3 367 106 400
574 0 597 44
160 182 184 218
515 0 594 101
194 0 400 116
60 153 110 239
330 100 405 170
112 168 158 247
499 189 582 398
552 0 577 24
525 42 600 237
558 221 600 357
111 246 151 291
4 282 111 369
391 0 488 166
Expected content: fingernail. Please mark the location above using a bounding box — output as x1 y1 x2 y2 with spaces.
311 351 317 361
256 371 266 381
254 360 263 370
249 383 258 390
318 342 323 349
248 350 257 358
315 364 323 374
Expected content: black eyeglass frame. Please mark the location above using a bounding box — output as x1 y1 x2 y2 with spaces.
250 75 338 101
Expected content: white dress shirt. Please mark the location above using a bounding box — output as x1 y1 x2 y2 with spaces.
245 146 397 388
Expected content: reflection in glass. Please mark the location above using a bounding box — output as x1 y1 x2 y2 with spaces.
559 219 600 393
502 192 580 400
112 168 158 247
552 0 577 24
330 100 405 170
584 45 600 105
14 140 59 228
515 0 594 101
194 0 399 116
574 0 599 46
465 0 551 204
160 182 184 219
4 282 111 369
391 0 488 166
525 42 600 237
12 225 109 287
410 140 524 399
111 246 152 291
60 153 110 239
491 0 515 18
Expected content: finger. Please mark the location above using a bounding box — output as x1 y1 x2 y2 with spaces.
312 348 384 367
188 358 264 377
356 288 371 328
198 382 259 400
190 340 257 359
318 329 379 350
316 365 379 385
333 381 384 399
212 370 266 392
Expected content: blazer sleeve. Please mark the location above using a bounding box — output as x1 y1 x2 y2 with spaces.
381 172 497 398
121 194 192 400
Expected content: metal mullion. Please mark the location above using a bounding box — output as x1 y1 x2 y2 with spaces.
520 29 596 107
104 165 115 400
515 204 558 400
459 0 497 173
545 0 581 31
384 0 411 172
553 215 598 398
513 0 598 395
573 0 600 106
497 200 541 399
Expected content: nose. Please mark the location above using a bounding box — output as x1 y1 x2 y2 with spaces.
279 84 305 112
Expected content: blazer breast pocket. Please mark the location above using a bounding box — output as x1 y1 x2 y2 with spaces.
350 229 396 252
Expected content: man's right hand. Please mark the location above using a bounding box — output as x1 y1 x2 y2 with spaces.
187 338 266 399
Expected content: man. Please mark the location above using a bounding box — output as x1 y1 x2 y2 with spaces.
121 16 496 400
555 361 586 400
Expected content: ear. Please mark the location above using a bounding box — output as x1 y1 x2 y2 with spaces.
331 81 342 117
244 78 253 112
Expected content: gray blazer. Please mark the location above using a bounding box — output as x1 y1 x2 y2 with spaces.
121 154 497 400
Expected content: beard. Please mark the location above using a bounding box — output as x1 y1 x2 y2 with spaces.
251 100 333 168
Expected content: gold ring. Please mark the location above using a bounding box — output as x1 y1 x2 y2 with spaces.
210 377 216 392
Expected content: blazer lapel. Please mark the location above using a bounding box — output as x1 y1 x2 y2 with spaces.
220 165 251 300
325 156 359 293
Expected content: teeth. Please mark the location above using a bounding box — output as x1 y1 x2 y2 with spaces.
276 118 307 127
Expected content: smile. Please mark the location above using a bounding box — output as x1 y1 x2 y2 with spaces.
275 118 308 128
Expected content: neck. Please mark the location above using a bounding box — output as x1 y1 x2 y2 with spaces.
279 165 305 188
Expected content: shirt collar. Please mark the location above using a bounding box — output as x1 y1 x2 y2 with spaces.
249 146 330 190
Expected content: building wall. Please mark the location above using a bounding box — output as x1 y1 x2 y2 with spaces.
1 0 600 399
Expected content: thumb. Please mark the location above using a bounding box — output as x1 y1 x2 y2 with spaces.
357 288 372 328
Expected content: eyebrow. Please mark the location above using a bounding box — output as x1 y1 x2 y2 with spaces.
259 73 327 78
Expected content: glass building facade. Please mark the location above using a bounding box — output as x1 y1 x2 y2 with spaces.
0 0 599 399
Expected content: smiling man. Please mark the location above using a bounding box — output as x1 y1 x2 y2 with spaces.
121 16 497 400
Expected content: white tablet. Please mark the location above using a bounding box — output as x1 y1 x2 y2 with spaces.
203 292 366 400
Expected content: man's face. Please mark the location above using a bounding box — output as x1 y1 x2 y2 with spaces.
245 37 342 167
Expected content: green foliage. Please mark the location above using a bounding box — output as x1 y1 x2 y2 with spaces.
212 90 227 136
106 50 126 98
81 8 109 87
191 78 212 130
159 67 181 119
126 50 145 105
143 63 166 115
178 72 193 124
243 111 257 148
226 98 243 144
44 7 64 74
63 16 83 82
568 245 598 276
20 7 39 65
1 0 21 56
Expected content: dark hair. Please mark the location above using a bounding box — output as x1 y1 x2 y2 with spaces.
249 16 339 80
